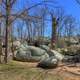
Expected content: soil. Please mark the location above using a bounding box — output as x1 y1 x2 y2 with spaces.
49 63 80 80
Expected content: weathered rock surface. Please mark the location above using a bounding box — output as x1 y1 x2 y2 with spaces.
14 45 49 62
50 50 64 61
14 42 64 69
37 56 58 69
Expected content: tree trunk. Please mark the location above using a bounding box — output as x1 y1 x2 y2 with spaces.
4 0 10 63
51 17 57 49
0 23 2 63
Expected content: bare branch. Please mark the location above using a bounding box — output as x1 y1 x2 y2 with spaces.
27 0 58 10
10 0 17 8
1 0 6 5
10 0 16 5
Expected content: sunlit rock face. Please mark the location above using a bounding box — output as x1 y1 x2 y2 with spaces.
14 45 49 62
50 50 64 61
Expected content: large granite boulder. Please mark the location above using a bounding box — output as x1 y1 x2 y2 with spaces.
37 56 58 69
40 45 64 61
39 45 54 57
40 45 50 51
14 45 49 62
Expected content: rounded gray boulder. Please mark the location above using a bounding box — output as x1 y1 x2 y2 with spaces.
15 45 49 62
37 56 58 69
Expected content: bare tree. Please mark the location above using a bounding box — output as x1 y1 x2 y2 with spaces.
51 15 59 49
0 0 56 63
0 21 2 63
63 15 76 46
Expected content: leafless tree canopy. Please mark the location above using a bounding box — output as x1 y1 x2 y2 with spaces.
0 0 80 63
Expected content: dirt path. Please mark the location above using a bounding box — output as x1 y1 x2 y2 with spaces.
48 63 80 80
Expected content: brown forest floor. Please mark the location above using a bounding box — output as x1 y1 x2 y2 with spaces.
0 61 80 80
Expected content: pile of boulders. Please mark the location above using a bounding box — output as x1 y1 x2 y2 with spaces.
14 44 49 62
61 47 80 64
13 41 64 69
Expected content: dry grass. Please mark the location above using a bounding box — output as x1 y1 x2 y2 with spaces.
0 61 62 80
0 61 79 80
